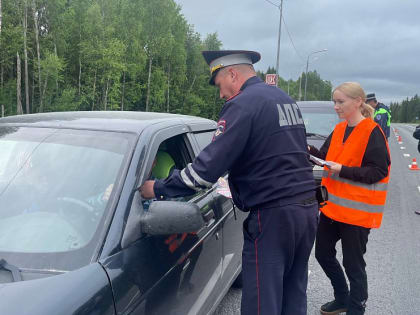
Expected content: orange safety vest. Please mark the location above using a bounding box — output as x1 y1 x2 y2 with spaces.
321 118 390 228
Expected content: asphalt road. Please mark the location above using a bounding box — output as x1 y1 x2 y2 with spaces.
215 123 420 315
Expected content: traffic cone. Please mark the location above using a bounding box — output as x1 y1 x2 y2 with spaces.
398 135 402 142
409 158 420 170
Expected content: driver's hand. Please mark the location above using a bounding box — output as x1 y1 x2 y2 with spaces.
140 180 156 199
102 184 114 201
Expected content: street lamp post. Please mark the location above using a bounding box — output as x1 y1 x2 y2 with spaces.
298 66 305 101
298 75 302 100
304 49 327 101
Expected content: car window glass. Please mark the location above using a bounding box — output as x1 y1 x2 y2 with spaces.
300 109 340 136
0 127 134 270
193 130 215 151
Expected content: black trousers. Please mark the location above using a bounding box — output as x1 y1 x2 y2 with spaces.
315 212 370 314
240 202 318 315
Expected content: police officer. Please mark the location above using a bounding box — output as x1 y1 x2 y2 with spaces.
140 50 318 315
414 124 420 153
366 93 391 138
414 125 420 215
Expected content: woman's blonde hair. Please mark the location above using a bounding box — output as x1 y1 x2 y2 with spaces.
333 82 374 118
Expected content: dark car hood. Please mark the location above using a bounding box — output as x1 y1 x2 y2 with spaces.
0 263 115 315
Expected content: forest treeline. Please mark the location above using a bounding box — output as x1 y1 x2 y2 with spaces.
258 66 333 102
390 95 420 123
0 0 332 120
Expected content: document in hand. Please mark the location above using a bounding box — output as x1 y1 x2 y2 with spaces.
309 155 332 168
216 177 232 198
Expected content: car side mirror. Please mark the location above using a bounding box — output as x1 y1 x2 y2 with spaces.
140 201 205 235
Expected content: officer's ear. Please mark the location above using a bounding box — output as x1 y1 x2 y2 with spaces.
227 67 237 81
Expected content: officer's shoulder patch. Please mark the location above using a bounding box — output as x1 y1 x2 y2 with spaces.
213 120 226 141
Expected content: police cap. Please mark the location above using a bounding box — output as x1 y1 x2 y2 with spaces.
366 93 377 102
202 50 261 85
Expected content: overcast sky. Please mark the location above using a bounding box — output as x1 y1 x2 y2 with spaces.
174 0 420 104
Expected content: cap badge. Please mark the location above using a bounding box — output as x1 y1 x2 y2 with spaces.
210 64 224 75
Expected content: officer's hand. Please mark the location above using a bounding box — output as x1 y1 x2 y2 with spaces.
140 180 156 199
327 161 342 174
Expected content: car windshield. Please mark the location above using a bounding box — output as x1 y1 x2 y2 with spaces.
300 107 340 137
0 126 134 271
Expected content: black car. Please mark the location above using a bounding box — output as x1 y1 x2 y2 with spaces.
298 101 341 183
0 111 246 315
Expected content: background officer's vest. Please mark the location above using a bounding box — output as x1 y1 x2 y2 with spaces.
321 119 390 228
374 106 391 127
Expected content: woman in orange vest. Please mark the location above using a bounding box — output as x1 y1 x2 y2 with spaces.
309 82 390 315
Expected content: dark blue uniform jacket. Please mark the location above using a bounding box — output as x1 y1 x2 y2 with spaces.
414 125 420 153
154 76 315 210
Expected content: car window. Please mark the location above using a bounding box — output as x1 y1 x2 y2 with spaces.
157 134 193 172
193 130 215 151
143 134 195 209
300 108 341 137
0 126 134 270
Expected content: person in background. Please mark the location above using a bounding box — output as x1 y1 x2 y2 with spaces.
140 50 318 315
366 93 391 138
413 125 420 215
309 82 390 315
413 124 420 153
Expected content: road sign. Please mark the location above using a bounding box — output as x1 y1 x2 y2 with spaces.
265 74 277 86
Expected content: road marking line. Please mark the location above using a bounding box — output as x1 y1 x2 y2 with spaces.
404 154 411 157
400 147 405 150
398 142 403 145
418 186 420 194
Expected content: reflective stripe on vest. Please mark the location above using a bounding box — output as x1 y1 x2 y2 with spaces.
322 171 388 192
322 194 384 229
321 118 390 228
328 193 385 213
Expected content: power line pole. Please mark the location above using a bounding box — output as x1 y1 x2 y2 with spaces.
264 0 284 86
275 0 284 84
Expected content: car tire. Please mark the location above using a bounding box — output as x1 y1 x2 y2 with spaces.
232 271 243 288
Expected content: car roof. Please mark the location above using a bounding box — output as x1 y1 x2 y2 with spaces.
0 111 216 134
297 101 334 108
